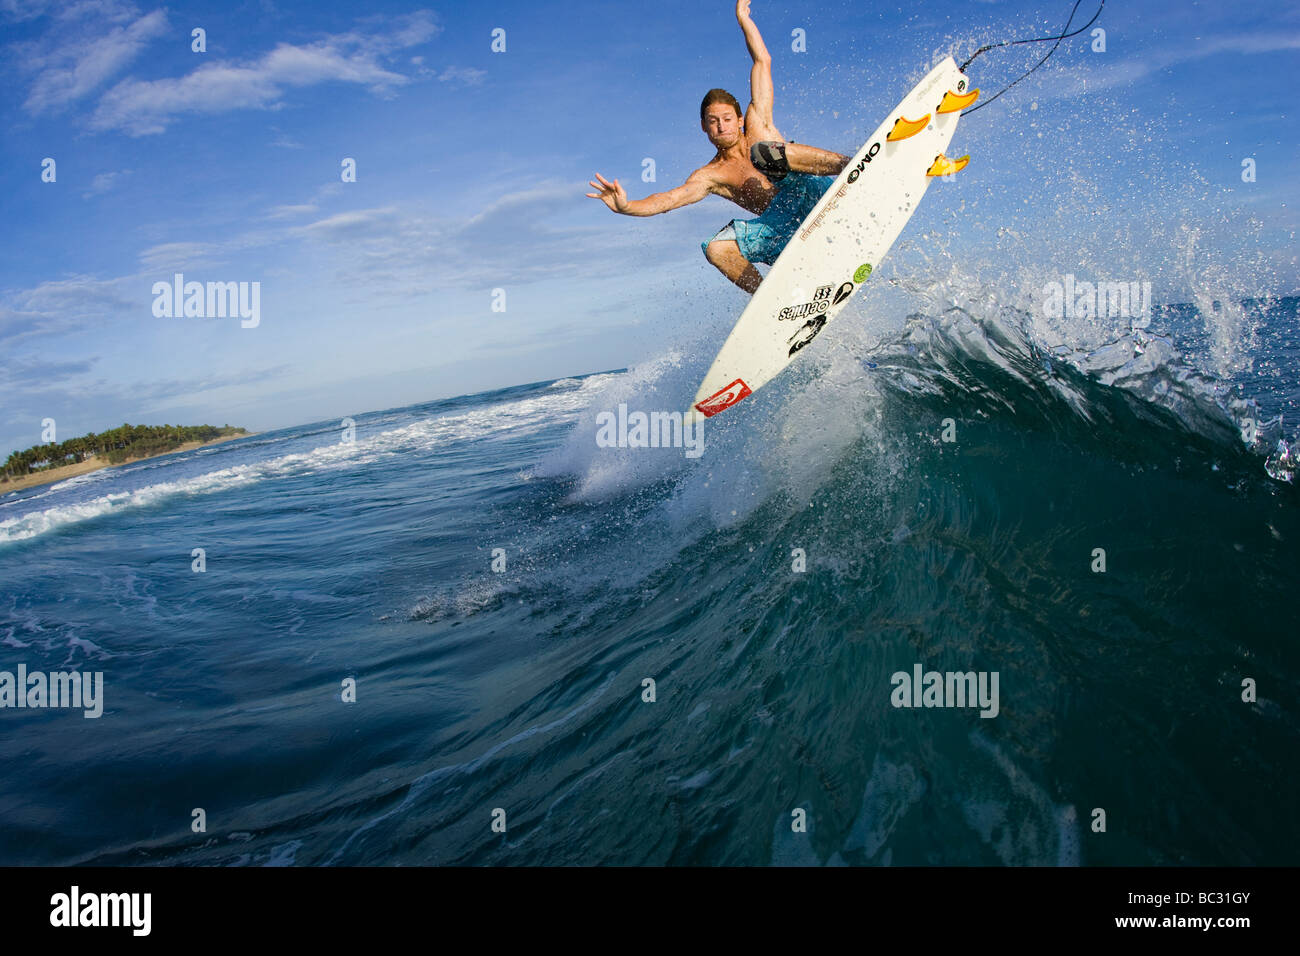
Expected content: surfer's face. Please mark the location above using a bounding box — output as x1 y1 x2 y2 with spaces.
702 106 742 147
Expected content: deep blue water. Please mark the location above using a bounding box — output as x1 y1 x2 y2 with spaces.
1 297 1297 865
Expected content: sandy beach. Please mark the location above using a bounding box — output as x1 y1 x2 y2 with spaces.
0 431 252 494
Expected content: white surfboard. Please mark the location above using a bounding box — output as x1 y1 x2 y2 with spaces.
687 56 976 420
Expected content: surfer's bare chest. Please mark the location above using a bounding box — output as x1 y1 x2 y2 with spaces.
708 153 778 215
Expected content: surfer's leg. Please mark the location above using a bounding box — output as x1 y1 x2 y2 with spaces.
703 238 763 294
784 142 850 175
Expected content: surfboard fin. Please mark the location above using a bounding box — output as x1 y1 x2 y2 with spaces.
937 88 980 113
887 114 931 142
926 153 969 177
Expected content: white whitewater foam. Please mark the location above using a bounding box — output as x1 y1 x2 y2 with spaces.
0 376 619 545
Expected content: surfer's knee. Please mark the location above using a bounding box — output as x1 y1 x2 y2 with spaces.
703 238 740 267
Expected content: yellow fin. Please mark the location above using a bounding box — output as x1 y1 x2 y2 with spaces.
937 87 980 114
926 153 970 177
887 113 931 142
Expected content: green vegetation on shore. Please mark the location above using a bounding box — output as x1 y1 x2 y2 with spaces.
2 424 248 480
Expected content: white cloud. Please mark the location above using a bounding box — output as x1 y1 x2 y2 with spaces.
438 65 485 87
136 241 223 272
0 304 93 347
10 8 442 135
18 8 167 112
82 168 130 197
18 274 137 313
287 182 687 290
2 0 139 25
0 357 295 411
265 203 319 220
90 43 409 135
0 354 98 390
1050 31 1300 97
0 274 137 346
296 206 405 238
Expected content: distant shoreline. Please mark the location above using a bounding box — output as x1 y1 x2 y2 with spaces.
0 431 254 495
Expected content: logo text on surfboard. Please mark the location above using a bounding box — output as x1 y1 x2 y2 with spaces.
846 142 881 184
779 284 832 321
695 379 753 417
777 281 854 322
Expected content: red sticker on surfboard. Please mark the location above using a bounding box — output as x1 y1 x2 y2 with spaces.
695 379 752 417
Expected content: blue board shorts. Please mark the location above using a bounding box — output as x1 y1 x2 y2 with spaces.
701 172 835 265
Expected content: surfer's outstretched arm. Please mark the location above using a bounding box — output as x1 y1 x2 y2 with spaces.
737 1 778 140
586 171 712 217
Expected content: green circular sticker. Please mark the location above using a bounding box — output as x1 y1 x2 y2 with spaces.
853 263 873 283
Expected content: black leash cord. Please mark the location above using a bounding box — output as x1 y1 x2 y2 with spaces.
959 0 1106 117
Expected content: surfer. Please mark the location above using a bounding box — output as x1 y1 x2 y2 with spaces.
586 0 850 293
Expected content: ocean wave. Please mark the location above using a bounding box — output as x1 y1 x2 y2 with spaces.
0 371 626 545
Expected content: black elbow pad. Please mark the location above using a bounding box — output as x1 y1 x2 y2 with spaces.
750 141 789 181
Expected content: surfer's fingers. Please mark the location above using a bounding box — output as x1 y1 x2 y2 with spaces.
594 172 613 187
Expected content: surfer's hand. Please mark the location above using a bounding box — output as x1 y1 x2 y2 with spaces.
586 173 628 213
736 0 752 23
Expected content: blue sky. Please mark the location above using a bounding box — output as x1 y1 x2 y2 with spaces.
1 0 1297 455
